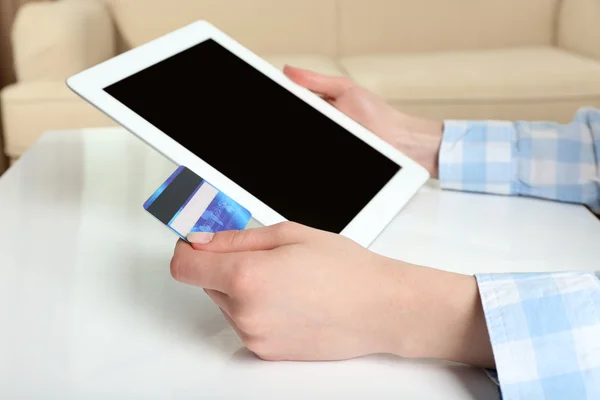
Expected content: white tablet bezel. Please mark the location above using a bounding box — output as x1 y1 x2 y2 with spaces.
67 20 429 248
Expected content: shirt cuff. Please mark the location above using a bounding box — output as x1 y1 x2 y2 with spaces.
439 120 518 196
476 272 600 399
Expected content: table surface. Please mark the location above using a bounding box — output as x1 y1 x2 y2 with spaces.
1 128 599 399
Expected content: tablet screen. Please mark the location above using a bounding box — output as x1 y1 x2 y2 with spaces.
104 39 400 233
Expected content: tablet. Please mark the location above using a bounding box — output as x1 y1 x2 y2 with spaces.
66 21 429 247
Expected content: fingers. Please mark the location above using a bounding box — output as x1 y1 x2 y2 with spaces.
283 65 354 99
171 239 247 292
188 222 308 253
173 223 314 294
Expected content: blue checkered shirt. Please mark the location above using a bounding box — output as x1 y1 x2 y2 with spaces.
439 108 600 399
440 107 599 213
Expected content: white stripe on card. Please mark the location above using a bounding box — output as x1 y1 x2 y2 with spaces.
170 183 218 235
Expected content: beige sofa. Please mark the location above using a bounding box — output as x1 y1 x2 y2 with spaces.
2 0 600 163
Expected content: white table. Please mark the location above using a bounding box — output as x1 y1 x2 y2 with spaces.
1 128 598 399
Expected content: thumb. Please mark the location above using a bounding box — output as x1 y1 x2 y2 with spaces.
284 65 354 98
187 222 306 253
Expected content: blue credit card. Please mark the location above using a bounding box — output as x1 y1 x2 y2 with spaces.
144 166 252 241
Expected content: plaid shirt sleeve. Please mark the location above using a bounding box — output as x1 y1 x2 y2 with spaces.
476 272 600 399
439 107 600 213
439 109 600 398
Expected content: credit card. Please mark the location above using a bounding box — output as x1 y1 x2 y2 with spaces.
144 166 252 241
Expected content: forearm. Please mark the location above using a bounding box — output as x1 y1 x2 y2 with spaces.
384 262 600 398
381 259 494 368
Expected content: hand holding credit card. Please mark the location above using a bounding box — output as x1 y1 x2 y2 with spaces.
144 166 252 241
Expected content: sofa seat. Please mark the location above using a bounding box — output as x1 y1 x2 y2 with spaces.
341 47 600 120
341 47 600 101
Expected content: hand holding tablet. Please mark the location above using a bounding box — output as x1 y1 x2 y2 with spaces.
67 21 429 247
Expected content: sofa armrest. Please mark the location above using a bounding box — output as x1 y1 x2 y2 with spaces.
558 0 600 60
12 0 115 81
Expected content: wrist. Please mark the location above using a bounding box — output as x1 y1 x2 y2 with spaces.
418 124 443 179
393 114 443 179
377 260 494 368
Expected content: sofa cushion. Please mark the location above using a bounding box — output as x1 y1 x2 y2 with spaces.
1 82 115 157
264 55 345 77
338 0 559 55
105 0 337 56
340 47 600 102
559 0 600 62
12 0 115 81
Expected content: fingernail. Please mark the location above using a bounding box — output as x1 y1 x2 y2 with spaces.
187 232 215 244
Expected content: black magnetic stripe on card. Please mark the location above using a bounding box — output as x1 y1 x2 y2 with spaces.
146 167 203 224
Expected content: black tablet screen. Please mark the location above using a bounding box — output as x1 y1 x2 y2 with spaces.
104 39 400 233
